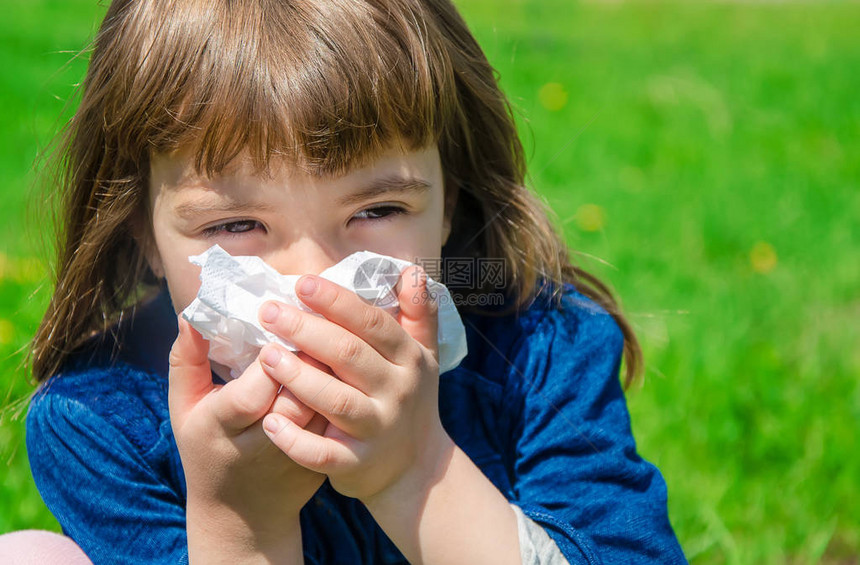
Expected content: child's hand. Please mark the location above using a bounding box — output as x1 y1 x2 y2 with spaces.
168 319 327 559
257 266 456 503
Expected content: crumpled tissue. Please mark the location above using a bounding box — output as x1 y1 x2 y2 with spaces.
180 245 468 379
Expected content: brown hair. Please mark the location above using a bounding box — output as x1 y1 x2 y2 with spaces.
31 0 642 387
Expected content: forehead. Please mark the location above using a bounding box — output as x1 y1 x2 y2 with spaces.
149 143 443 196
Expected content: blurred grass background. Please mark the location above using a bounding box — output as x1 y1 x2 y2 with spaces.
1 0 857 563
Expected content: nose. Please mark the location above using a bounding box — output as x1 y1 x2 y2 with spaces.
266 236 346 276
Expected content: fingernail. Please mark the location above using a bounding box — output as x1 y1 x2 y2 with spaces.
260 347 281 368
260 302 280 323
263 414 286 435
298 276 318 296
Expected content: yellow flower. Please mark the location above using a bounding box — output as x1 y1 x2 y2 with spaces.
538 82 568 112
750 241 778 274
575 204 606 232
0 319 14 345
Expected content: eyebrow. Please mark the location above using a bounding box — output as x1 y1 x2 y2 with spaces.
173 200 275 220
172 176 432 218
337 176 432 207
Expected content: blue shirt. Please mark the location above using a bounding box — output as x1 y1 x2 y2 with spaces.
26 284 686 564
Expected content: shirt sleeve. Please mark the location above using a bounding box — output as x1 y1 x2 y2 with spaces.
511 503 569 564
26 378 189 565
507 294 687 564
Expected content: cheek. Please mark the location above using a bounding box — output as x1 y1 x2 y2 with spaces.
161 256 203 313
407 214 446 262
149 210 204 312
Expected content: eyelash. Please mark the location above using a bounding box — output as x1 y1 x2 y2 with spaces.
350 205 408 223
201 220 265 238
201 205 408 237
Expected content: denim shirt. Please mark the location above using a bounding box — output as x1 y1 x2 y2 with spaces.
26 284 686 564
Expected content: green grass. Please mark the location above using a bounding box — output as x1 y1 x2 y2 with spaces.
2 1 858 563
0 0 104 535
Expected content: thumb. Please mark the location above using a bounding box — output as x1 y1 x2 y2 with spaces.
397 265 439 360
168 317 215 423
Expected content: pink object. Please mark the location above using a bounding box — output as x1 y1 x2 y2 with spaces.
0 530 92 564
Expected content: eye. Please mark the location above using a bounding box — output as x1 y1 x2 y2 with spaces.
351 205 408 223
202 220 266 237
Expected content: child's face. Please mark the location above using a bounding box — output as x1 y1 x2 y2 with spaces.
147 144 452 314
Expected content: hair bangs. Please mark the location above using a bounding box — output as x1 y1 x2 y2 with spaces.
117 0 452 178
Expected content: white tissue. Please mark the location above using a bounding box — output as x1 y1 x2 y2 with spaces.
180 245 468 379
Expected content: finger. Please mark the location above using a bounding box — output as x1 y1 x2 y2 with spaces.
262 412 358 474
270 386 316 428
259 343 378 437
212 357 283 433
259 298 390 395
396 265 439 359
305 411 329 436
293 275 414 366
269 350 331 427
168 317 216 422
295 350 333 375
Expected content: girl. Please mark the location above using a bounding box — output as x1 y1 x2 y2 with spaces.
24 0 687 563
